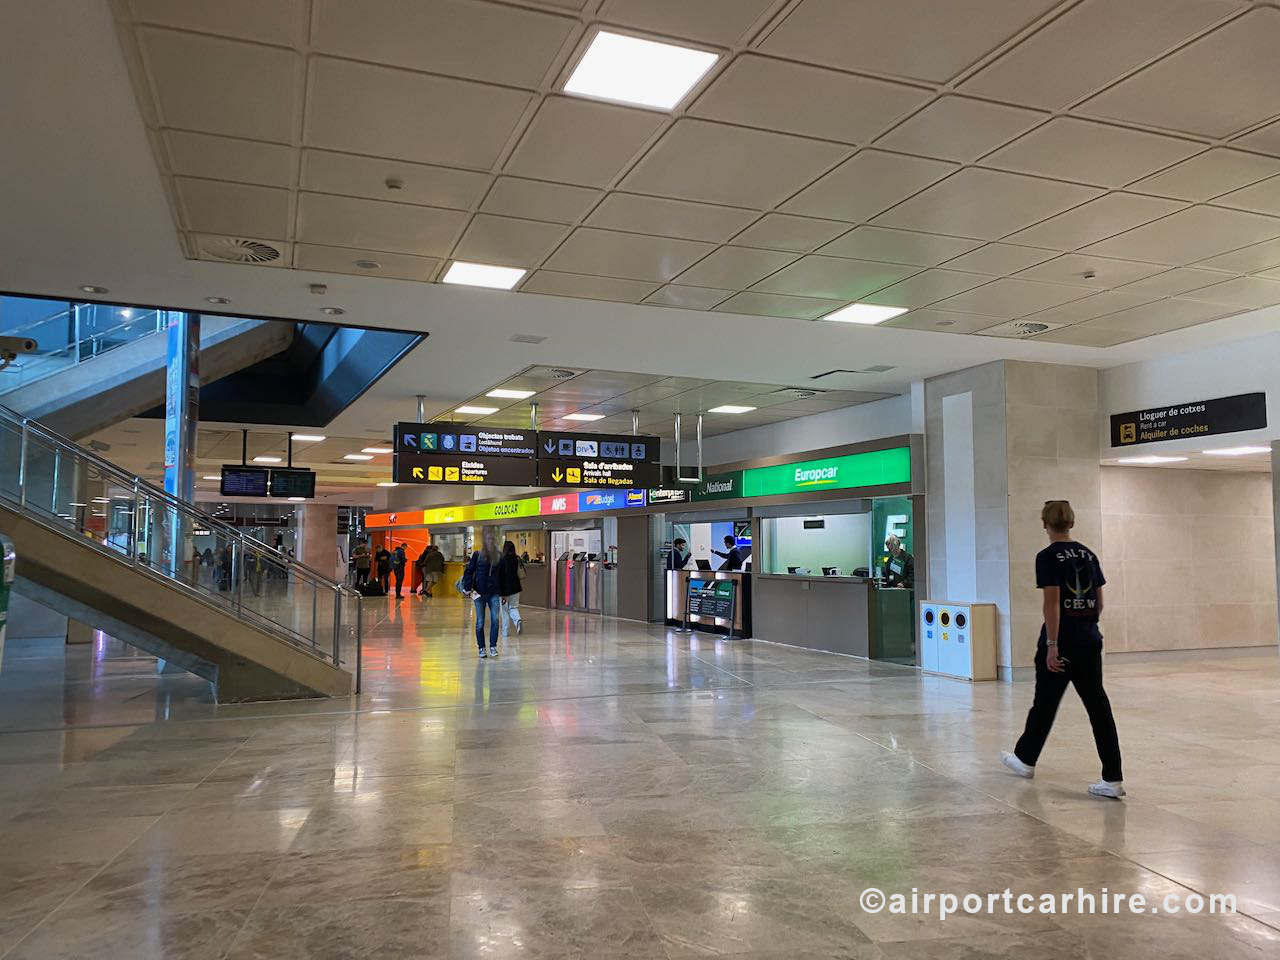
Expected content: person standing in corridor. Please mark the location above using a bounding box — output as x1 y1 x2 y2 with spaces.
1002 500 1125 799
391 542 408 599
463 529 502 658
497 539 524 637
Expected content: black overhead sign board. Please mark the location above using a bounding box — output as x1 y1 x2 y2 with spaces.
393 423 536 458
1110 393 1267 448
537 430 661 488
393 452 538 486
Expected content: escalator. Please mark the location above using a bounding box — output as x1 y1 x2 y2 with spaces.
0 405 359 701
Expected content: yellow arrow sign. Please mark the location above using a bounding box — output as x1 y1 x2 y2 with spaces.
552 468 563 482
412 467 424 479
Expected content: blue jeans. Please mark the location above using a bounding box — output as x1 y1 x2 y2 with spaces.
474 593 500 648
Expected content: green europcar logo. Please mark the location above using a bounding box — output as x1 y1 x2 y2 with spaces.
793 464 839 487
743 447 910 497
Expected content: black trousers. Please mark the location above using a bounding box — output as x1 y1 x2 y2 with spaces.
1014 636 1123 783
393 567 404 596
355 568 369 586
378 571 390 593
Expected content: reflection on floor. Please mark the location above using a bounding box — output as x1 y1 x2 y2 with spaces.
0 594 1278 958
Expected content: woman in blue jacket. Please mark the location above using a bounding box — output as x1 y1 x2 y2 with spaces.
462 529 502 658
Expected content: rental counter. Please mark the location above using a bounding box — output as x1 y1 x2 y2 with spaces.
752 574 870 656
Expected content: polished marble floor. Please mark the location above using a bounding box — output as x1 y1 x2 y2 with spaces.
0 594 1278 958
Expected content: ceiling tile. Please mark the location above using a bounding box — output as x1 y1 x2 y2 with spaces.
1081 205 1280 264
931 277 1090 316
296 192 467 256
875 95 1046 162
758 0 1059 84
174 178 290 239
1083 297 1239 336
873 167 1102 239
1233 119 1280 156
505 97 664 188
138 28 300 141
674 246 798 288
301 150 489 209
1115 266 1236 297
311 0 573 87
621 119 849 208
306 57 533 168
130 0 306 46
713 291 847 320
937 242 1057 274
781 150 957 222
520 271 659 303
453 214 567 267
1214 176 1280 216
1035 320 1141 347
960 0 1245 109
1129 148 1280 201
293 243 439 281
691 54 930 144
983 118 1202 187
886 309 1007 333
1080 8 1280 138
1194 237 1280 273
643 285 734 310
731 214 849 253
1181 275 1280 308
1020 289 1160 325
165 132 294 188
820 226 983 266
598 0 775 43
1005 192 1186 249
480 177 601 223
862 269 992 308
585 194 756 243
543 227 714 281
1014 254 1166 288
752 255 916 300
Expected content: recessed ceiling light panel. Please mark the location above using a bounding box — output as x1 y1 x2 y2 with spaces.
822 303 909 325
487 388 536 400
252 455 282 463
1116 455 1188 464
1203 445 1270 456
361 447 392 454
456 405 499 416
564 412 605 422
344 453 374 461
564 30 718 111
708 405 757 414
442 262 526 290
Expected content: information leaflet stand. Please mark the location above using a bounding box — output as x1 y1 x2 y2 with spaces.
683 576 738 640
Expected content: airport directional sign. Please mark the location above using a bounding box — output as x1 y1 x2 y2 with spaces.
393 452 538 486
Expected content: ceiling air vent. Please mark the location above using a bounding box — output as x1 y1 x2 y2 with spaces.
509 333 547 344
200 237 282 264
523 365 582 380
769 387 825 400
980 320 1063 339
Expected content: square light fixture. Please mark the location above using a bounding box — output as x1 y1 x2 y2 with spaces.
253 455 282 463
708 405 757 414
487 388 536 400
456 405 499 416
201 475 220 480
92 497 111 503
292 434 326 442
1116 455 1188 464
344 453 374 461
564 30 718 111
822 303 909 325
288 496 306 502
1203 445 1270 456
564 412 605 422
361 446 392 454
377 481 398 487
442 261 525 290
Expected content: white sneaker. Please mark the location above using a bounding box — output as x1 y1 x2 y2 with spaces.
1088 780 1126 799
1001 752 1035 779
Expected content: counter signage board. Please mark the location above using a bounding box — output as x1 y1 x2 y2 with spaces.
648 487 691 505
742 447 911 498
1109 393 1266 447
474 497 541 521
577 489 646 512
686 578 735 620
393 452 538 486
540 493 580 515
691 471 743 502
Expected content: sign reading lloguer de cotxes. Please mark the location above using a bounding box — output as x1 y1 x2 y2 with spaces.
1109 393 1267 448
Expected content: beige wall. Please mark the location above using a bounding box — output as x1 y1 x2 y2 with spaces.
1101 466 1277 652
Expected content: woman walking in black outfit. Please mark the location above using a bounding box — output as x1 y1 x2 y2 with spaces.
1002 500 1125 799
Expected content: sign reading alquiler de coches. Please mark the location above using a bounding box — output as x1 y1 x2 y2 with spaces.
1109 393 1267 447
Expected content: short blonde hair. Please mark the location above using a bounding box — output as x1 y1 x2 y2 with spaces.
1041 500 1075 533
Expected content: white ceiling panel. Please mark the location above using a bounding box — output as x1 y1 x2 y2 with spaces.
1234 119 1280 156
983 118 1202 187
781 150 957 222
731 214 849 253
1035 319 1140 347
712 291 846 320
480 177 601 223
873 167 1102 239
1130 148 1280 201
674 246 798 288
938 242 1057 274
1082 205 1280 264
311 0 574 87
1194 237 1280 274
295 192 467 256
520 270 659 303
1019 289 1160 325
130 0 307 45
505 97 664 187
1006 192 1187 249
642 285 734 310
1214 176 1280 217
174 178 290 239
164 132 294 188
598 0 774 43
886 309 1008 334
585 193 757 243
1014 254 1166 288
293 243 440 282
931 277 1090 316
452 214 568 267
861 269 992 308
960 0 1245 109
305 58 533 168
138 28 300 141
1115 266 1236 298
1080 8 1280 138
875 95 1046 162
691 54 930 144
1085 297 1238 336
819 226 982 266
621 119 849 208
751 255 917 300
759 0 1059 84
543 227 715 281
1181 275 1280 308
301 150 489 209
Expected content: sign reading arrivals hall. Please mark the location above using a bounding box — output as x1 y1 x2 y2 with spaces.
1110 393 1267 447
537 431 661 489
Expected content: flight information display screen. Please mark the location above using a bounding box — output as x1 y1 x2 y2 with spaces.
220 466 269 497
269 468 316 499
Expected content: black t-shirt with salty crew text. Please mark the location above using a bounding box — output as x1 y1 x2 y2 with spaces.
1035 540 1105 646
